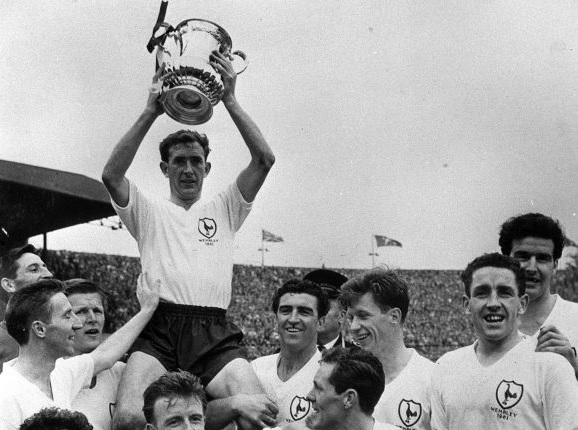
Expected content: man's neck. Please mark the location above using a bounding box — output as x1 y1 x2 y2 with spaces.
475 332 523 367
169 193 199 210
519 292 557 336
13 346 59 399
0 301 6 321
374 336 412 384
318 332 339 347
336 413 375 430
277 342 318 382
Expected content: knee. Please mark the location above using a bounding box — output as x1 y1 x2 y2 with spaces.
113 409 146 430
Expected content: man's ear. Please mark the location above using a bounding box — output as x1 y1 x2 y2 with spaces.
342 388 357 410
31 321 47 339
462 295 471 315
145 423 156 430
1 278 16 294
318 315 326 329
204 161 211 177
389 308 402 325
160 161 169 178
518 293 529 315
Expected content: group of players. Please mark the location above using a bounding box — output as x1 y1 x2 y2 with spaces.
1 51 578 430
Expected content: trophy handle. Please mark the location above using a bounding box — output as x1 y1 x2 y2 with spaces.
231 50 248 74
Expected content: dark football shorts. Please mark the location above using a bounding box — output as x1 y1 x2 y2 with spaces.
130 302 246 387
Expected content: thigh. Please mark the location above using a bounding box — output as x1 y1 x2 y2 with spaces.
205 358 265 399
116 351 167 411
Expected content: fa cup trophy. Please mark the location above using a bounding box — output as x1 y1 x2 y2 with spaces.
147 2 248 125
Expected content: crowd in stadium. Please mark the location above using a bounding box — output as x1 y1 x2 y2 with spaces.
2 37 578 430
44 251 477 361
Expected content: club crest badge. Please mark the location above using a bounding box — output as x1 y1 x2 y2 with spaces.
198 218 217 239
398 399 422 427
496 380 524 409
290 396 311 421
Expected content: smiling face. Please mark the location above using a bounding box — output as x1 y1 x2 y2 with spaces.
463 267 528 348
306 363 345 430
160 141 211 207
67 292 105 354
150 395 205 430
276 292 320 350
346 292 394 355
43 293 83 358
13 253 53 290
509 236 556 302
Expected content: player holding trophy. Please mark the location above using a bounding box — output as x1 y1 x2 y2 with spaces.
102 46 277 430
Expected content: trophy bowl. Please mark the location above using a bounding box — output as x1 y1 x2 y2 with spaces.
156 19 247 125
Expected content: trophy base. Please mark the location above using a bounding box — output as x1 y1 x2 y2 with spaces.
160 86 214 125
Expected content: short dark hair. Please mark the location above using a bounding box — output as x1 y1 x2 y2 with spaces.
5 279 64 345
271 279 329 318
159 130 211 162
63 278 108 311
0 244 37 280
340 268 410 322
499 213 565 260
143 371 207 425
461 253 525 297
20 408 93 430
320 348 385 415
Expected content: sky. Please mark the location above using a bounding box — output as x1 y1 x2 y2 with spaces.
2 0 578 270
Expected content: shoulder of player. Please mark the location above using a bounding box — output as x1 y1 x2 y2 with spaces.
411 350 435 368
531 348 574 370
434 345 471 367
251 353 278 369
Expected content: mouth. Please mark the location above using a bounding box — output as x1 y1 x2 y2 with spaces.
84 328 100 336
355 332 370 343
484 314 505 323
285 327 302 334
180 176 196 184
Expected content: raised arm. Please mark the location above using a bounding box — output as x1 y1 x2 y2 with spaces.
89 274 159 375
101 65 165 207
210 51 275 203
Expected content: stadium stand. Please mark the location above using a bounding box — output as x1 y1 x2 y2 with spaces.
43 250 577 361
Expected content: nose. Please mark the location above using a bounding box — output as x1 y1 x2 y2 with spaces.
524 256 537 271
184 160 194 174
349 315 360 332
486 291 500 309
72 313 83 330
288 309 299 323
86 309 96 322
306 389 316 403
41 266 53 279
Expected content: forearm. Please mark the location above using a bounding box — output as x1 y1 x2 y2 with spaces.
90 307 155 375
204 397 239 430
224 96 275 169
102 108 159 186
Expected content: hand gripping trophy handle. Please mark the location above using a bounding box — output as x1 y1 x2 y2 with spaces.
230 50 248 75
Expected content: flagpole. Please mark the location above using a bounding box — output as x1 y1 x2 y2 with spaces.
371 234 375 268
261 232 265 268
